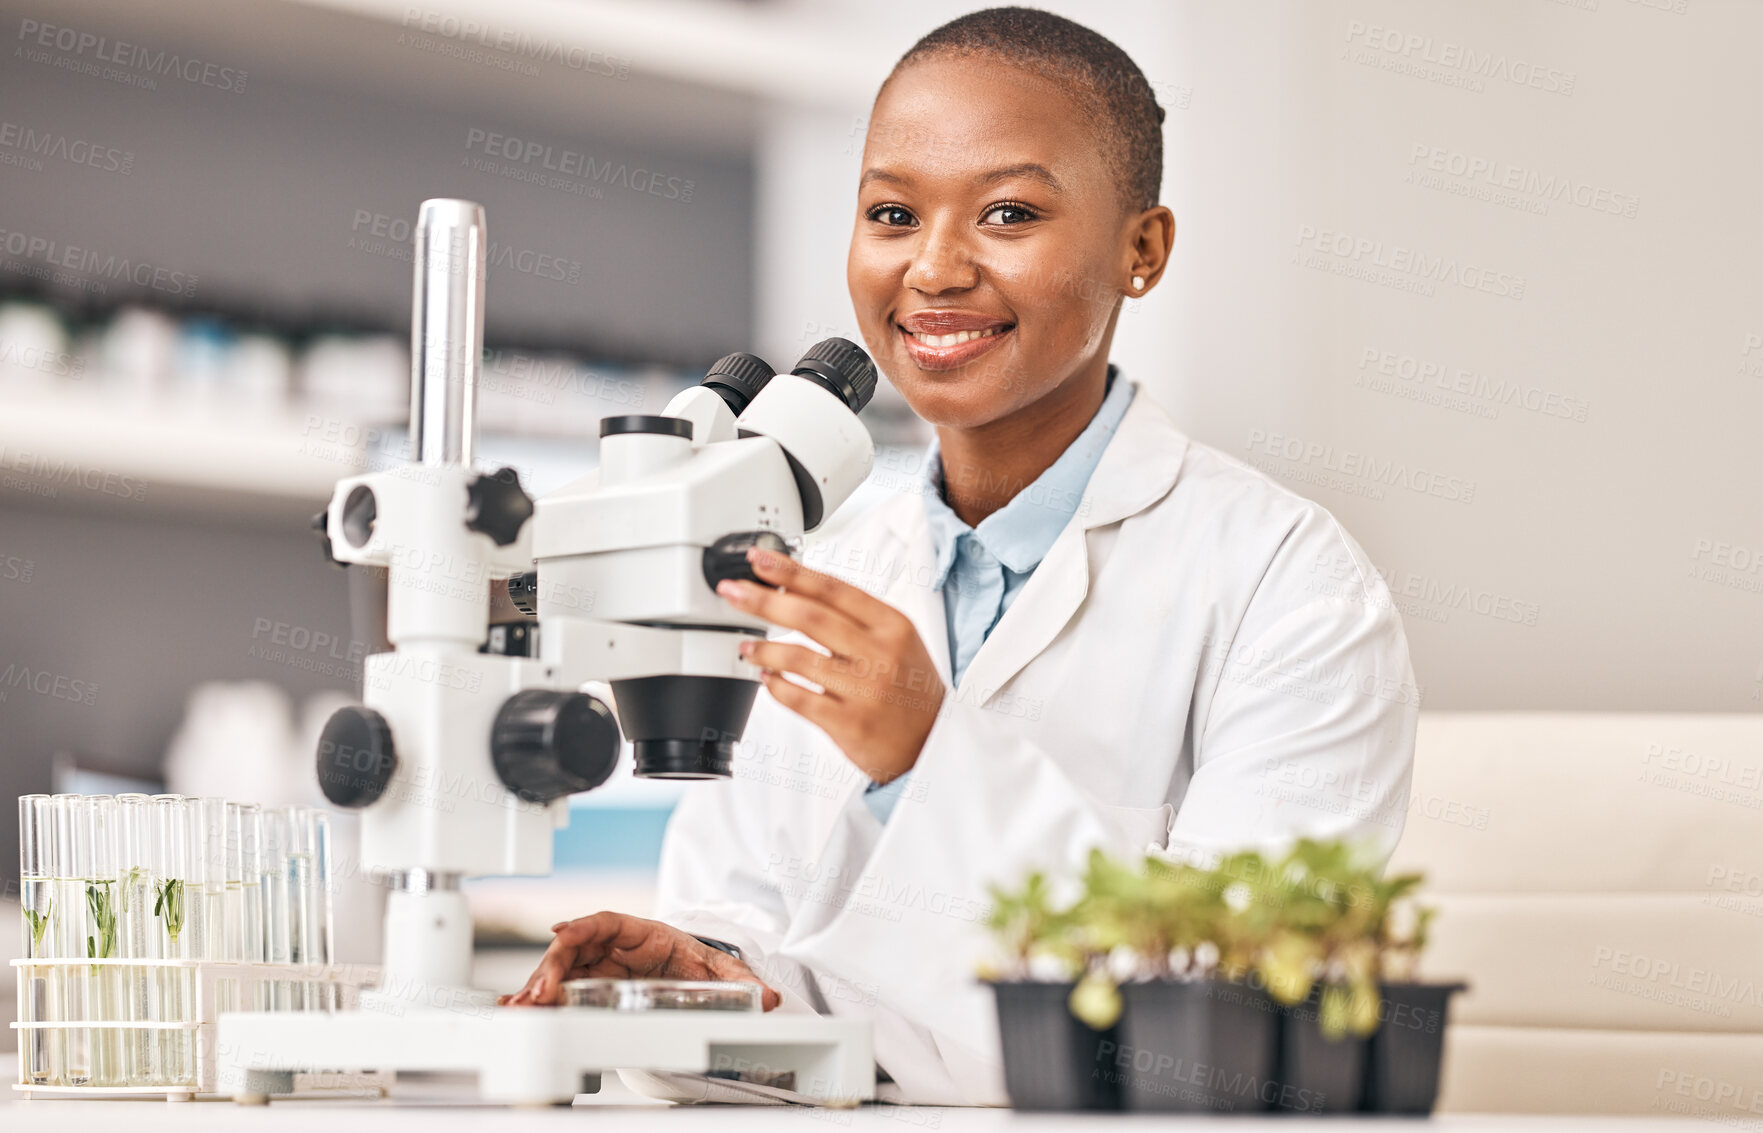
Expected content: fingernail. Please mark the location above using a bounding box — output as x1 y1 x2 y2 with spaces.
717 580 742 599
737 640 754 657
550 921 568 932
747 547 776 568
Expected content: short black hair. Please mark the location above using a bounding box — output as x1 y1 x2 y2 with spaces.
884 6 1165 213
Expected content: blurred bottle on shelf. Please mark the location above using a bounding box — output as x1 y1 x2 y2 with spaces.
0 300 76 391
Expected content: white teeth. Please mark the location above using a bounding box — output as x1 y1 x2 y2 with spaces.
912 326 1004 347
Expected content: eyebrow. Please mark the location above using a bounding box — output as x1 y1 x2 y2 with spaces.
858 162 1065 194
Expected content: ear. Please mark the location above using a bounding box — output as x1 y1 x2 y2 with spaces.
1122 206 1176 297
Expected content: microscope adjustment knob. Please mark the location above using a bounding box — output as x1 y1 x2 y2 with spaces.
506 570 540 616
702 531 790 592
316 706 397 807
491 689 621 804
311 510 346 569
464 466 535 547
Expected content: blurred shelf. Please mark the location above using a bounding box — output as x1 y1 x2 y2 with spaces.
0 379 930 527
8 0 909 158
290 0 900 107
0 390 377 523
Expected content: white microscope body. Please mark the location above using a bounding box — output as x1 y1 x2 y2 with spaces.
216 199 878 1104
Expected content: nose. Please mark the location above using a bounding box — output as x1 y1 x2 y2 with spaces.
904 218 979 295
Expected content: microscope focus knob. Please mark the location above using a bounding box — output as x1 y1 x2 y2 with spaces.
464 466 535 547
702 531 790 592
491 690 622 804
506 570 539 616
316 706 398 807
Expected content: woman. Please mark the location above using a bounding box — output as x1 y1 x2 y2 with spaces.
505 8 1417 1105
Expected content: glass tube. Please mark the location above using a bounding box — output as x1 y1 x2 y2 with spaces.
52 793 91 1085
186 796 225 963
19 795 60 1085
190 795 231 1033
232 804 264 965
286 806 317 1010
259 807 292 1011
152 794 194 1086
83 795 124 1085
116 793 161 1086
305 808 335 1009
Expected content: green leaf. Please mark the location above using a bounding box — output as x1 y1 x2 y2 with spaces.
1259 929 1320 1005
85 881 118 959
1068 971 1122 1030
24 903 51 951
155 878 185 943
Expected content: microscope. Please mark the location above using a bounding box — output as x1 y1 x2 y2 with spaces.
216 200 877 1104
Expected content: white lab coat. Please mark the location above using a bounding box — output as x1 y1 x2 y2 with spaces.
654 382 1418 1105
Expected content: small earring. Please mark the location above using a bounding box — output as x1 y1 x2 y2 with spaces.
1131 275 1145 291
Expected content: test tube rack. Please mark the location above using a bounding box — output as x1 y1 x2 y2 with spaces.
11 957 387 1101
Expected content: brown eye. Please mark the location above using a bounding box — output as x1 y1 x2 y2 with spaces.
982 202 1039 225
867 204 916 227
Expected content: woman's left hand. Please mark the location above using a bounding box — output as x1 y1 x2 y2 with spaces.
717 546 945 785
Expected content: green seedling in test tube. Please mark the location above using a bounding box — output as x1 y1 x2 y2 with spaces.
120 866 145 914
155 878 186 943
24 898 52 953
87 881 118 963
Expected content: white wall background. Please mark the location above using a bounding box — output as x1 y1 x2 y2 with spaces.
755 0 1763 711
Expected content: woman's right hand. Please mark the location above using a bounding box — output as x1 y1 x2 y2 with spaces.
497 911 780 1010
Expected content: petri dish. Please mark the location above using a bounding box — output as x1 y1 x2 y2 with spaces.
562 978 761 1012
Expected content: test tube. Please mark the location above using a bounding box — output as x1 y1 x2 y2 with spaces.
286 806 317 1009
52 793 91 1084
187 796 227 963
19 795 60 1085
230 803 264 964
260 807 292 1010
116 793 161 1085
152 794 194 1086
83 795 124 1085
304 808 335 1008
189 795 232 1033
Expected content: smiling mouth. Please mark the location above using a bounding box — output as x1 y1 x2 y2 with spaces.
896 322 1016 371
901 325 1009 348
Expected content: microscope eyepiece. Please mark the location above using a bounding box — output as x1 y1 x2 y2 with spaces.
702 351 776 416
600 415 694 439
793 338 878 414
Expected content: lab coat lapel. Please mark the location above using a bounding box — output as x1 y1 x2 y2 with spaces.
917 390 1190 708
876 498 954 691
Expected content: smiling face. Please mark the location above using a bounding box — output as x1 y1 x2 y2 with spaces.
848 55 1146 430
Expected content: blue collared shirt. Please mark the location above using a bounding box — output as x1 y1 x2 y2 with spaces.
863 367 1137 823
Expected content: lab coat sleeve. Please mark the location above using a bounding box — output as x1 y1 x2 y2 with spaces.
1174 512 1419 866
652 767 824 1015
786 697 1169 1105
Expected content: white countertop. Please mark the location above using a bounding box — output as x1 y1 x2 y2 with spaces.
0 1058 1717 1131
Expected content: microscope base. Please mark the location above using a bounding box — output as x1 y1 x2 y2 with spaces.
216 1006 874 1106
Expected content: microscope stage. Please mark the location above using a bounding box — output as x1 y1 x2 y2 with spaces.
217 1005 874 1106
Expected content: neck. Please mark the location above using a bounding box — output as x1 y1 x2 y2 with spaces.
934 356 1110 528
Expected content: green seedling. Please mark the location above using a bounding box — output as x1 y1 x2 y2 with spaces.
119 866 146 915
86 879 118 963
981 838 1437 1041
24 899 52 954
154 877 186 944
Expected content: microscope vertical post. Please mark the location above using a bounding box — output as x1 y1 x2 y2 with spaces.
410 198 485 468
372 199 493 1009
